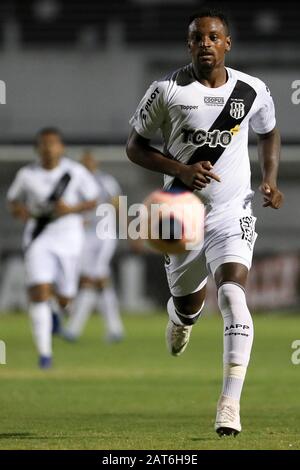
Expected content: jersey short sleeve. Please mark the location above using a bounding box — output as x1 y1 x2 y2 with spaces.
250 82 276 134
103 175 122 198
6 168 27 202
77 165 100 201
129 81 166 139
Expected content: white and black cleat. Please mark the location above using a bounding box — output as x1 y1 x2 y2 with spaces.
166 320 193 356
215 396 241 437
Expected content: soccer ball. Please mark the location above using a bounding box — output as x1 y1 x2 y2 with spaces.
142 189 205 254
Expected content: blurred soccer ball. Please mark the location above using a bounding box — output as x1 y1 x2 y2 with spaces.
142 189 205 254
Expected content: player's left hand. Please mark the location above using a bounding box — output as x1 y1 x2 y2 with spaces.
259 182 283 209
54 199 74 216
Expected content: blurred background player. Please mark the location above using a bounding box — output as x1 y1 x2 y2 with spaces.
7 129 99 368
63 150 124 343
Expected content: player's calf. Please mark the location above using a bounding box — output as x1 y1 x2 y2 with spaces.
28 284 53 368
215 282 254 435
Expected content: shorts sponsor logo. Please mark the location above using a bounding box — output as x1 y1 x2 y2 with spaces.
204 96 224 106
240 216 256 248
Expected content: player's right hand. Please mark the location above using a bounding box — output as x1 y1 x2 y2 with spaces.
179 161 221 190
54 199 74 217
10 202 31 222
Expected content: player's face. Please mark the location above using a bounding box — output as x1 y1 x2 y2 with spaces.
36 133 65 167
188 17 231 72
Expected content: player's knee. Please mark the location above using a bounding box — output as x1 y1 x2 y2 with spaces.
218 283 246 311
218 283 252 324
28 284 52 302
95 278 110 290
173 300 203 317
170 297 205 325
57 296 72 309
80 277 94 289
173 288 206 317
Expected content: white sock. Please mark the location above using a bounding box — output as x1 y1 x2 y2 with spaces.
218 283 254 402
222 364 247 402
65 288 96 337
98 286 124 337
29 302 52 357
167 297 204 326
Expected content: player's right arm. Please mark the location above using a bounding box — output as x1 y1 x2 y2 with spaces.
8 201 30 222
7 168 31 222
126 81 220 190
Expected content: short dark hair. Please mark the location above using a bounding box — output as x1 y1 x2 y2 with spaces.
36 127 64 143
188 8 230 35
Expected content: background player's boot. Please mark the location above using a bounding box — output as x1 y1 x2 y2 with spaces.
106 332 124 344
166 320 192 356
215 395 241 437
60 329 78 342
51 311 61 335
38 355 52 369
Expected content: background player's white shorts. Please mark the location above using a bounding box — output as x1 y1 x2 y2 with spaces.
24 229 84 298
81 231 117 279
165 205 257 297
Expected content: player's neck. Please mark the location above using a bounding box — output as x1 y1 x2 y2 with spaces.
40 158 61 170
193 65 228 88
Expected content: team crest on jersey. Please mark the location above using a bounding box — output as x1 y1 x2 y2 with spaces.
230 101 245 119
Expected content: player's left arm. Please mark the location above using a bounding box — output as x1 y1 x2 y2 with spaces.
54 198 97 216
257 126 284 209
54 165 99 217
250 82 284 209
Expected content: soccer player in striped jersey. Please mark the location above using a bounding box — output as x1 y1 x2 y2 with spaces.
126 10 283 436
7 129 99 368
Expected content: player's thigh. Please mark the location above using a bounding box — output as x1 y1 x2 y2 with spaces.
93 238 117 279
81 238 117 280
24 239 57 290
206 212 257 288
28 283 53 302
165 250 208 302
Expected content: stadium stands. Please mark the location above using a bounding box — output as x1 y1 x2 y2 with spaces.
8 0 300 47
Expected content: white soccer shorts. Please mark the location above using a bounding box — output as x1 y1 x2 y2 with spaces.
80 232 117 279
164 205 257 297
24 230 84 298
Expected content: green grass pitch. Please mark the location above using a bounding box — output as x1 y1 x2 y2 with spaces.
0 310 300 450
